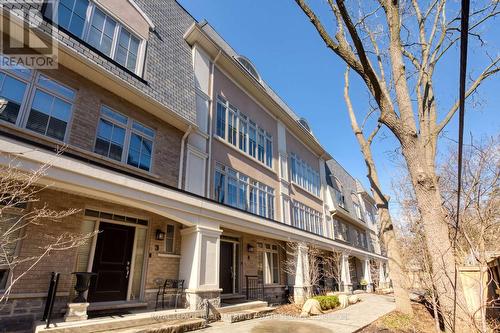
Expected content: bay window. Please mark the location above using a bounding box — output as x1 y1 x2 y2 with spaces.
291 201 323 236
94 106 155 172
214 164 275 219
44 0 145 75
0 67 76 142
290 154 320 196
215 96 272 168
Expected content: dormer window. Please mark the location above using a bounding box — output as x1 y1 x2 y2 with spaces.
44 0 146 75
236 56 261 82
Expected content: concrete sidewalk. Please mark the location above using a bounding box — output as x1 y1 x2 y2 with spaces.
199 293 396 333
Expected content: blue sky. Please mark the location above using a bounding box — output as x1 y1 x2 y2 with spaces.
178 0 500 213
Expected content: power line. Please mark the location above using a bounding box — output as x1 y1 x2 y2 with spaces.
452 0 470 331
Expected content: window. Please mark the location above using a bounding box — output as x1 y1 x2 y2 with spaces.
334 188 346 208
265 133 272 168
44 1 144 74
249 121 257 158
354 202 362 220
0 67 76 142
94 106 155 171
291 201 323 235
215 96 272 168
258 242 279 285
216 97 226 138
290 154 320 196
214 164 274 219
165 224 175 253
55 0 89 38
238 114 247 152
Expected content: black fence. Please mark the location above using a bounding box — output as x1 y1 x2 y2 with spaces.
42 272 60 328
245 275 264 301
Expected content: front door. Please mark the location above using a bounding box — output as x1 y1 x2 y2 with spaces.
89 222 135 302
219 241 234 294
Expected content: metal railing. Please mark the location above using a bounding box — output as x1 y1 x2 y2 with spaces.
245 275 264 301
42 272 60 329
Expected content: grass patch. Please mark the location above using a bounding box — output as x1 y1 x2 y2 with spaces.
312 295 340 310
380 312 414 331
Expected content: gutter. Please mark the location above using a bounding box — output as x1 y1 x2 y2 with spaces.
205 50 222 197
178 125 193 189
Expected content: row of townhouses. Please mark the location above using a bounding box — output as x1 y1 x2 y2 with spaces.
0 0 387 331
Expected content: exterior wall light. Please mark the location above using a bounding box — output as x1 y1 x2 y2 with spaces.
156 229 165 241
247 244 255 253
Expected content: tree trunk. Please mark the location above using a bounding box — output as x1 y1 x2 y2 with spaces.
403 144 470 332
378 206 414 315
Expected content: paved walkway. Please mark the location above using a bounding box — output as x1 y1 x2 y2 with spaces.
199 294 395 333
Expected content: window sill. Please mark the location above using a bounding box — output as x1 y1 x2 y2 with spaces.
157 253 180 258
290 181 321 200
0 122 162 180
213 135 276 175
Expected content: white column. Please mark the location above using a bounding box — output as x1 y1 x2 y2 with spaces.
291 243 311 304
340 252 352 292
378 261 387 289
363 258 373 292
179 225 222 309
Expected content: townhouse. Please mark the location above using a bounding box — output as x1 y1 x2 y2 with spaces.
0 1 387 331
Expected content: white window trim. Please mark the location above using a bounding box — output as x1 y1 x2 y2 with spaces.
257 242 280 285
0 68 76 143
164 223 176 254
49 0 146 75
93 105 155 172
214 163 275 219
290 153 320 197
215 96 273 169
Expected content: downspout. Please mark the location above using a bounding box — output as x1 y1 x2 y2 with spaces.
205 50 222 197
178 125 193 189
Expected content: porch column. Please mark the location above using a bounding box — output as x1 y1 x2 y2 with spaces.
378 261 388 289
290 243 311 304
340 252 352 293
363 258 373 292
179 225 222 310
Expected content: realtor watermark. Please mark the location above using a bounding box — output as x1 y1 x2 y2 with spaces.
0 0 58 69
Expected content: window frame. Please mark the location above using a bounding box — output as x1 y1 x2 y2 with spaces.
291 200 323 236
164 224 175 254
93 105 155 172
214 163 275 219
44 0 146 76
0 67 76 143
257 242 280 285
290 153 320 197
215 96 273 169
0 209 25 292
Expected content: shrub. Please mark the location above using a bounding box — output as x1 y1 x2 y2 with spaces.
312 295 340 310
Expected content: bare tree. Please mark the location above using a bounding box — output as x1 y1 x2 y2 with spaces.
344 68 413 314
0 152 96 304
323 250 344 289
294 0 499 329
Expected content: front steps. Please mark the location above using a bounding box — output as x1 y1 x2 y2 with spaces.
104 318 206 333
217 301 275 323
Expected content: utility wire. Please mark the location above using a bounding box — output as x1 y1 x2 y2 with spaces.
452 0 470 331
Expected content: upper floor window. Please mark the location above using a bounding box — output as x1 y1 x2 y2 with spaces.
0 67 76 141
214 163 275 219
353 202 363 220
291 201 323 236
94 106 155 171
215 96 272 168
45 0 145 74
290 153 320 196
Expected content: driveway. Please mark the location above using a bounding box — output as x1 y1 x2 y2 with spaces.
199 293 396 333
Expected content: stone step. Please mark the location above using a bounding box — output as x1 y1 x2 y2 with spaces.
104 318 206 333
220 306 275 323
217 301 268 313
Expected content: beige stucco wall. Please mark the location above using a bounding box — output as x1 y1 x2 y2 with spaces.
94 0 150 39
211 67 281 220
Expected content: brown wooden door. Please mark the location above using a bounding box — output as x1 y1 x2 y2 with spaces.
88 222 135 302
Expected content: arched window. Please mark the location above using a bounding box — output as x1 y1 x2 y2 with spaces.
236 56 261 82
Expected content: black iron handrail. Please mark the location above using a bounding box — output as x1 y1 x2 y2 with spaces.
245 275 264 301
42 272 60 329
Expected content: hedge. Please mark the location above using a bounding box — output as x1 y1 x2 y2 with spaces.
312 295 340 310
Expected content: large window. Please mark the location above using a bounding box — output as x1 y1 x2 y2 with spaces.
215 97 273 168
94 106 155 171
45 0 144 74
214 163 274 219
257 243 279 285
0 67 76 141
291 201 323 235
290 154 320 196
